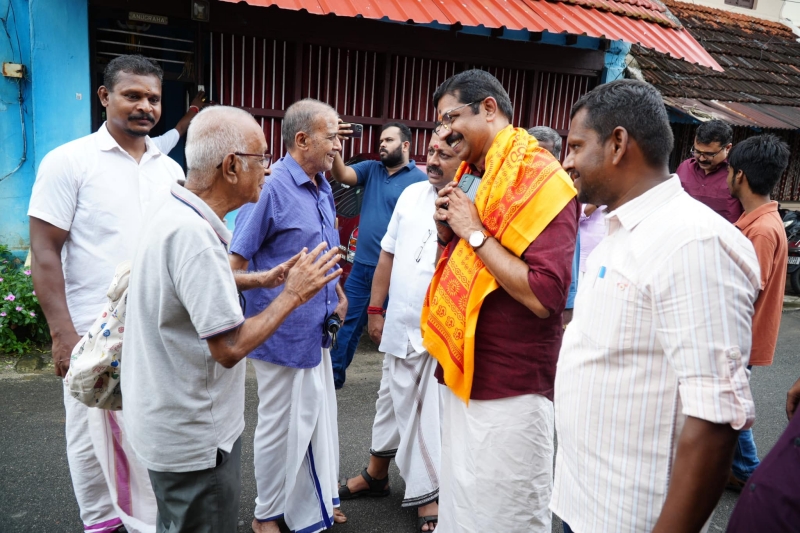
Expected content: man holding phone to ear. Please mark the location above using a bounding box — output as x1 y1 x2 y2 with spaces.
329 121 427 389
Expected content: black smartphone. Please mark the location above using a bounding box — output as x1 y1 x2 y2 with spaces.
457 174 481 202
343 123 363 139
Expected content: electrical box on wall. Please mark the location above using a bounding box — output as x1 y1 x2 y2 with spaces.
2 63 25 78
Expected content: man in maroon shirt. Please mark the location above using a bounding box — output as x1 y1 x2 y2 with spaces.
725 374 800 532
676 119 743 223
429 69 578 532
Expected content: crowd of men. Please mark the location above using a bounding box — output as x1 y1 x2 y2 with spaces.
26 53 800 533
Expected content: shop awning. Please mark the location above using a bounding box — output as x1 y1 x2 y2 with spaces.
664 97 800 130
222 0 723 72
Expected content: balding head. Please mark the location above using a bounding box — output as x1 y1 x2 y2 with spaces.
283 98 342 175
185 105 268 206
186 106 262 179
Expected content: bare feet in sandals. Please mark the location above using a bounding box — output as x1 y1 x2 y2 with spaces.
251 518 280 533
417 501 438 532
334 508 347 523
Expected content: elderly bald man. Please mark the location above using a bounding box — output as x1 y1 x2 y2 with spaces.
122 105 342 533
230 98 348 533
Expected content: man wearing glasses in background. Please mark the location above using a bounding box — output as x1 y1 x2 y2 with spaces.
676 119 744 223
229 98 348 533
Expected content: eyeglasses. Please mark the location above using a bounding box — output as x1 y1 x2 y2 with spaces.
690 147 725 160
434 100 482 135
216 152 272 169
414 229 433 263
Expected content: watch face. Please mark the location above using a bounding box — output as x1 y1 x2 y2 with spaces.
469 231 484 247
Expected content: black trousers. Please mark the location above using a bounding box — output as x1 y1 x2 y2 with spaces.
148 436 242 533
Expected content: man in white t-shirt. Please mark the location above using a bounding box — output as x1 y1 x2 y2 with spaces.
339 134 460 532
28 55 184 533
123 105 342 533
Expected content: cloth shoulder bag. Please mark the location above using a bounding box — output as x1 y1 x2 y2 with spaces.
64 260 130 410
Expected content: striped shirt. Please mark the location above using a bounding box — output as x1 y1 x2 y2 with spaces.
551 176 759 533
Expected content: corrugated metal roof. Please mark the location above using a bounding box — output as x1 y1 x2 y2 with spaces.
664 96 800 130
751 104 800 129
222 0 722 71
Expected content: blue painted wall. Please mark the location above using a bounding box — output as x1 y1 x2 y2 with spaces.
602 40 631 84
0 0 91 254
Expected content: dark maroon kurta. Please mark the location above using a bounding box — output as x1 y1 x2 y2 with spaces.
726 409 800 532
436 198 580 402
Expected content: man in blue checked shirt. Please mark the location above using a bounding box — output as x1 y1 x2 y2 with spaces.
230 98 348 533
330 121 427 388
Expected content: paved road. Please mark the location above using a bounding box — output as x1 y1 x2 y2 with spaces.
1 313 799 533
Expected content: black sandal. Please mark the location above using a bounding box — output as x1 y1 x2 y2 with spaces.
417 515 438 532
338 468 391 500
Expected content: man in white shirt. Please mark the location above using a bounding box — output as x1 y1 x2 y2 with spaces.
338 134 460 532
28 55 184 532
123 105 342 533
551 79 760 533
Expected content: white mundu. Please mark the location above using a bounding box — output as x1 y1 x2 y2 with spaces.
28 123 182 533
370 180 442 506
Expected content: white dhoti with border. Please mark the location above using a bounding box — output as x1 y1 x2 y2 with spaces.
252 348 339 533
71 383 157 533
437 387 554 533
64 384 121 533
369 344 441 507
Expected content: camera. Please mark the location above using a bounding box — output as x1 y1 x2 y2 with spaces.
326 313 342 335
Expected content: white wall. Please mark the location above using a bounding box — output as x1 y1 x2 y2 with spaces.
686 0 785 21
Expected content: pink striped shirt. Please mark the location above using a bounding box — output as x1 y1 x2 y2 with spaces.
551 176 759 533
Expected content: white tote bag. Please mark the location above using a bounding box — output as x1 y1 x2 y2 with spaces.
65 260 130 410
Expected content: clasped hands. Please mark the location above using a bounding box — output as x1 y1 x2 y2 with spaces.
434 181 486 244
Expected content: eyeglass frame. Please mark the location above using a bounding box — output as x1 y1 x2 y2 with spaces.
414 229 433 263
434 99 484 136
690 146 727 160
216 152 272 169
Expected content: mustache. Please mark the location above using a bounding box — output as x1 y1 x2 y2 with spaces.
446 133 463 147
129 113 155 123
427 165 443 176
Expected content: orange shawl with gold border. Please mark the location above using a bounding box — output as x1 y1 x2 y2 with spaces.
420 125 576 403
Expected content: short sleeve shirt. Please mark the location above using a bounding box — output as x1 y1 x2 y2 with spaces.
734 201 788 366
350 160 427 267
379 181 438 358
122 181 246 473
151 128 180 155
27 123 183 334
230 153 340 369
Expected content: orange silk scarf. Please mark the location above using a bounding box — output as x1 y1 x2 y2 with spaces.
420 125 576 403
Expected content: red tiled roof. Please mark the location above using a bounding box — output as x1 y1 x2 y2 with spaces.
631 0 800 106
223 0 722 71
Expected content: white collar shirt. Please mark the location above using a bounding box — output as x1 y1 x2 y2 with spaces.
27 123 183 334
378 181 438 358
551 176 759 533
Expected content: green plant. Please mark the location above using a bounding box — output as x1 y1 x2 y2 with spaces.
0 245 50 354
